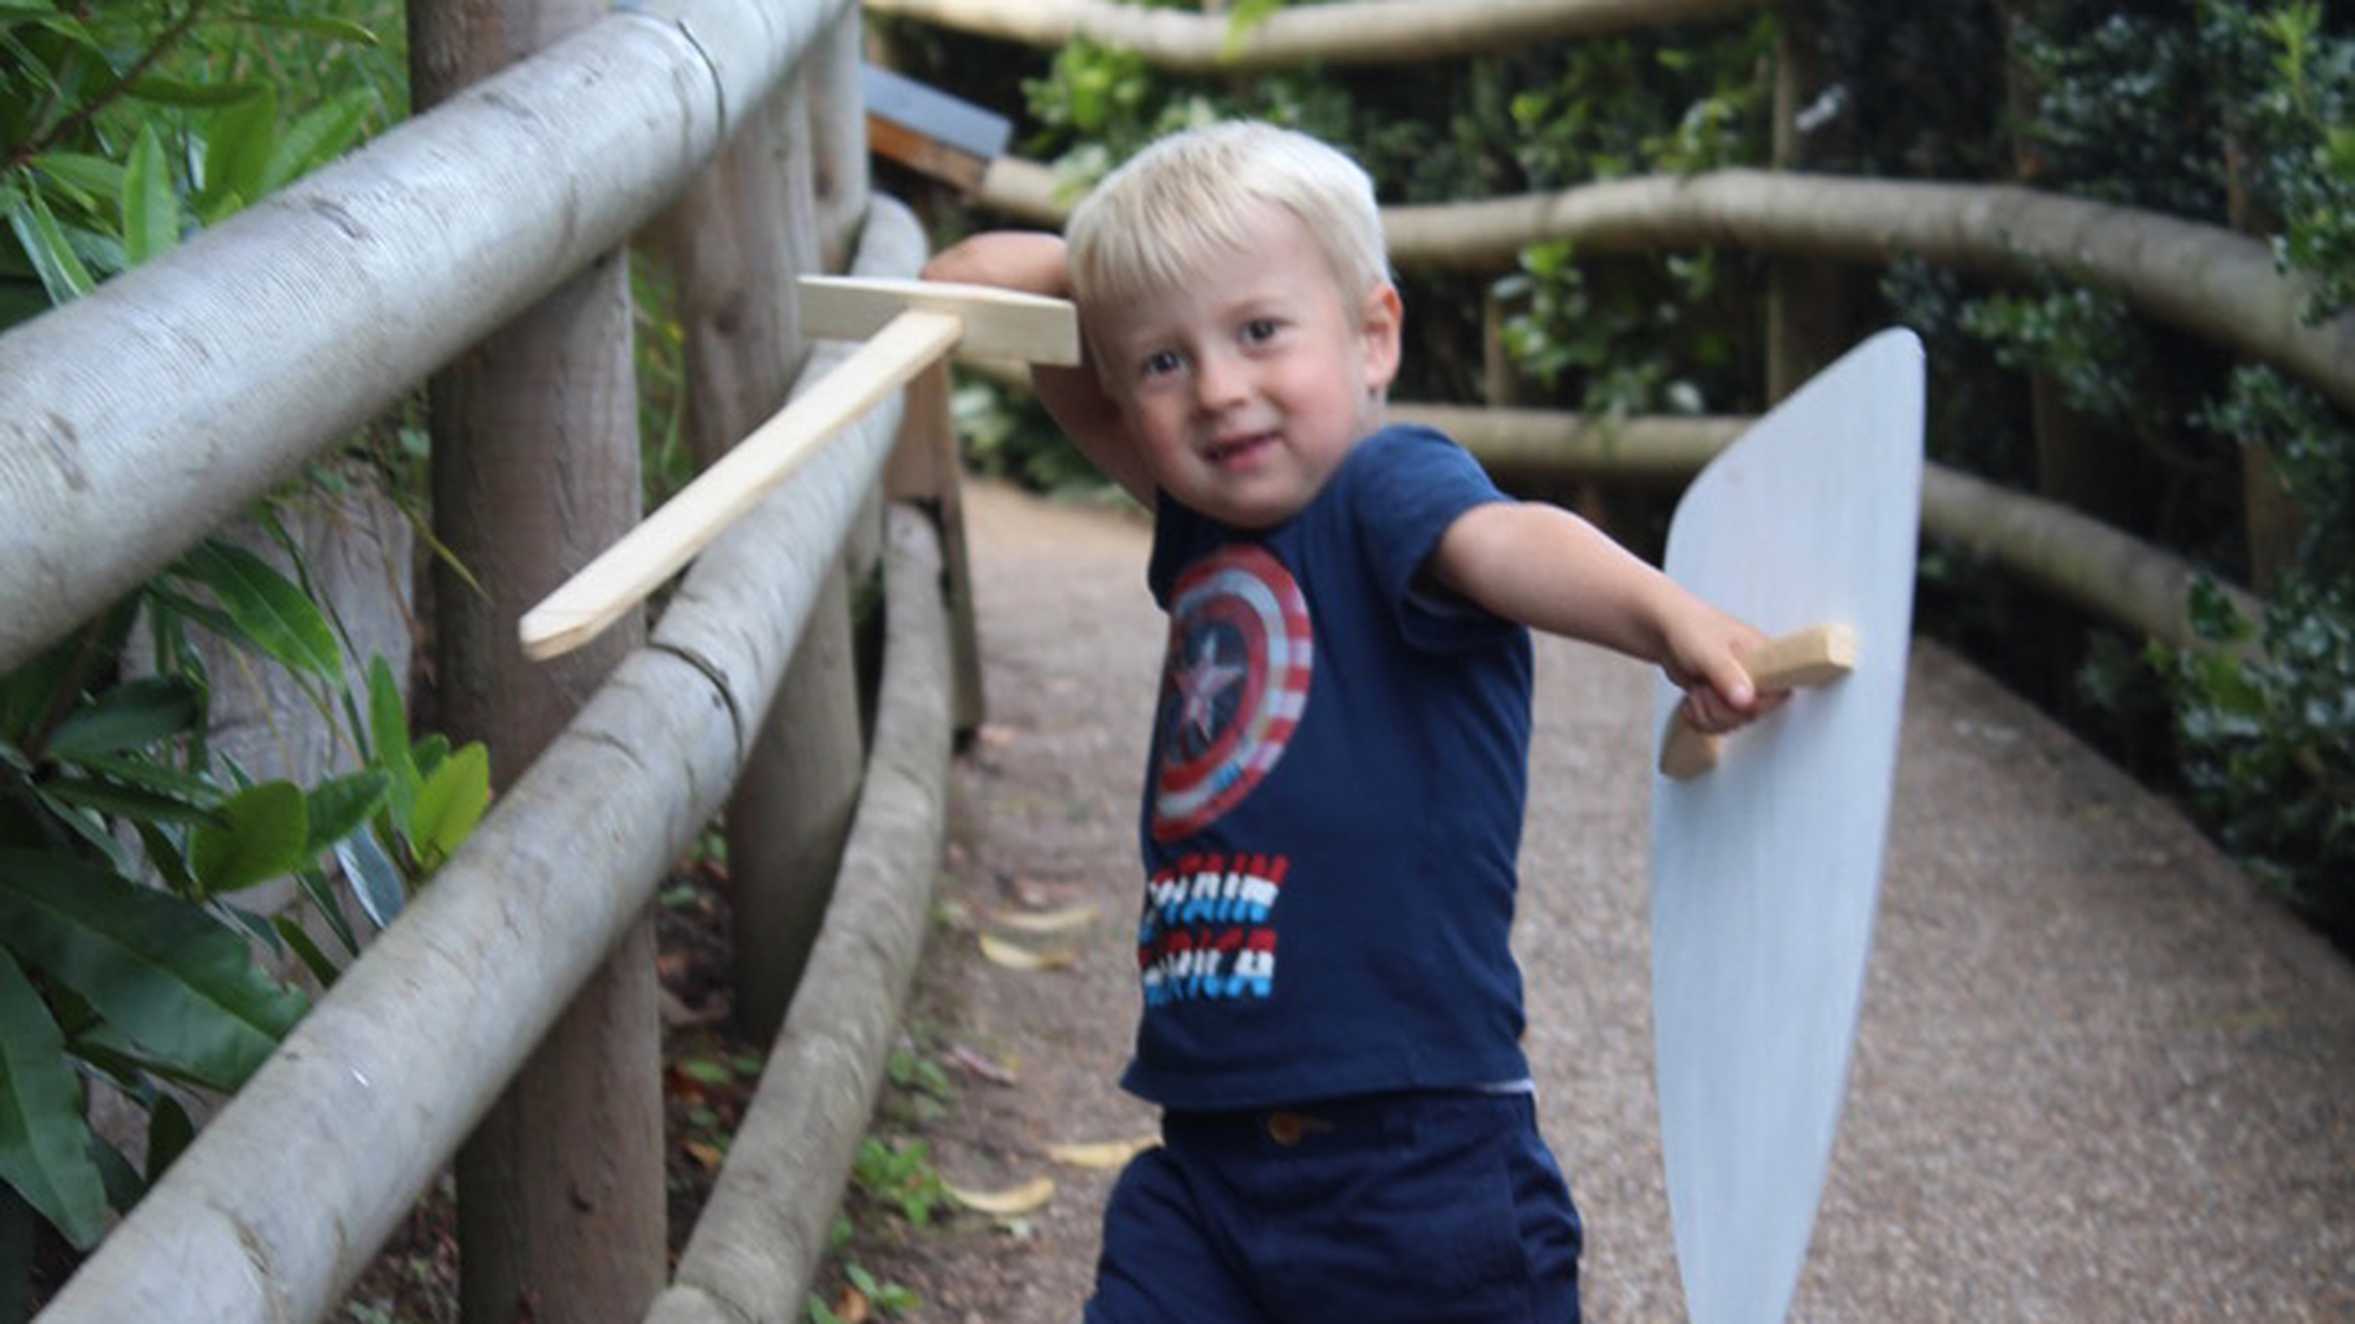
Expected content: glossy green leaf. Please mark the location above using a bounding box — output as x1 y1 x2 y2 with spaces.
410 733 451 780
32 791 135 877
410 741 488 867
190 781 308 894
121 124 177 267
44 678 200 761
291 868 357 959
143 1095 191 1187
132 822 200 899
28 152 119 207
0 632 78 744
201 87 277 216
0 947 109 1248
171 541 341 680
72 754 222 809
271 915 339 989
368 656 418 832
126 76 268 108
210 13 381 45
0 850 307 1090
333 825 404 930
304 770 388 856
221 906 277 958
259 88 372 195
4 175 93 303
88 1133 140 1210
37 777 226 830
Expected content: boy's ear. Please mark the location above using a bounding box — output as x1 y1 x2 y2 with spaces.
1357 282 1404 394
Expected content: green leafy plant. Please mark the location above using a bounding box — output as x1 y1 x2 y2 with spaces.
1 0 405 334
0 521 489 1254
849 1136 947 1228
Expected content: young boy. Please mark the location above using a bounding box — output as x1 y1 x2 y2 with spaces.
926 121 1775 1323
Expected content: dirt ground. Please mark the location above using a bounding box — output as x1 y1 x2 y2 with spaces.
834 478 2355 1324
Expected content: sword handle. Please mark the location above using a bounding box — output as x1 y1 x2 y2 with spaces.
1658 623 1857 780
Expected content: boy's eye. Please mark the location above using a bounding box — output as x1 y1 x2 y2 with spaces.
1140 349 1184 378
1241 318 1281 344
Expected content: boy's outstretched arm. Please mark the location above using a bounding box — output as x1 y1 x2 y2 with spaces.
1431 501 1781 734
921 232 1157 507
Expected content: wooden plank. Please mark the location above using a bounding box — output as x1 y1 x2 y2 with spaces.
798 275 1081 365
519 308 963 660
861 62 1010 162
868 114 991 191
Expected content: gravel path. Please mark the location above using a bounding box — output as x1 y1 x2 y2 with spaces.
856 478 2355 1323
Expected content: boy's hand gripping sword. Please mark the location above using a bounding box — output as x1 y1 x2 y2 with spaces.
518 277 1078 661
1649 329 1924 1324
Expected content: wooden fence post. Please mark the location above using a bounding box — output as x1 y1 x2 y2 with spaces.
1765 19 1865 403
810 10 873 279
411 2 663 1320
669 5 877 1041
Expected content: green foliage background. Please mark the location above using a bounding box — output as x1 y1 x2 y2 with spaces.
883 0 2355 938
0 0 497 1291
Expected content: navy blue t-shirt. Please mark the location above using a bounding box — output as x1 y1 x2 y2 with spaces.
1125 423 1536 1111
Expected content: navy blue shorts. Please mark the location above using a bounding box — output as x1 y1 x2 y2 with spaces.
1084 1090 1582 1323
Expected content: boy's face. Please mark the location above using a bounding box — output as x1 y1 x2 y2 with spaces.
1088 206 1402 529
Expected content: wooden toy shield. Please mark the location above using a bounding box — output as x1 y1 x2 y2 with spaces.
1649 329 1924 1324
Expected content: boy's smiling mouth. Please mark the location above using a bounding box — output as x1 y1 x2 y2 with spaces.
1204 431 1279 466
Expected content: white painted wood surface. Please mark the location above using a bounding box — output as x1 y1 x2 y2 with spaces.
1649 329 1923 1324
797 275 1081 365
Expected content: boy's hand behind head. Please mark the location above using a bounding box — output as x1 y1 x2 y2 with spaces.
920 231 1157 505
921 231 1073 299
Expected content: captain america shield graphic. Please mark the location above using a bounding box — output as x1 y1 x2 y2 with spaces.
1151 544 1312 841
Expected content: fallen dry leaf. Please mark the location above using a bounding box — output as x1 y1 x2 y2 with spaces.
990 901 1101 935
978 932 1077 971
682 1140 724 1172
831 1287 870 1324
946 1042 1020 1085
944 1175 1056 1216
1007 875 1093 910
1043 1135 1161 1169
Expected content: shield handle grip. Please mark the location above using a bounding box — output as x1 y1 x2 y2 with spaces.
1657 623 1857 779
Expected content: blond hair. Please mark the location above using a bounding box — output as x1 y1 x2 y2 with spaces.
1065 120 1390 312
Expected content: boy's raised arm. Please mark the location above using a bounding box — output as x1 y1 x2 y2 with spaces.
922 233 1158 507
1432 501 1780 734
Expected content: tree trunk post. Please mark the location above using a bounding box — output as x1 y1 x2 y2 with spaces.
654 40 867 1040
1765 19 1865 403
411 3 662 1321
2223 135 2302 594
809 9 873 277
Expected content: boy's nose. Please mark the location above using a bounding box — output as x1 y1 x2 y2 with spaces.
1192 350 1248 411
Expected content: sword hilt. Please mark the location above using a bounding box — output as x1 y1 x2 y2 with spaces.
1658 623 1856 779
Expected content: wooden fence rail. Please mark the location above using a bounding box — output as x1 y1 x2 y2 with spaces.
649 504 955 1324
0 0 855 675
863 0 1769 72
978 156 2355 417
30 184 931 1324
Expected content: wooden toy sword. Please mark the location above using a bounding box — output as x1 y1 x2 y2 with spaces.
519 276 1079 660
